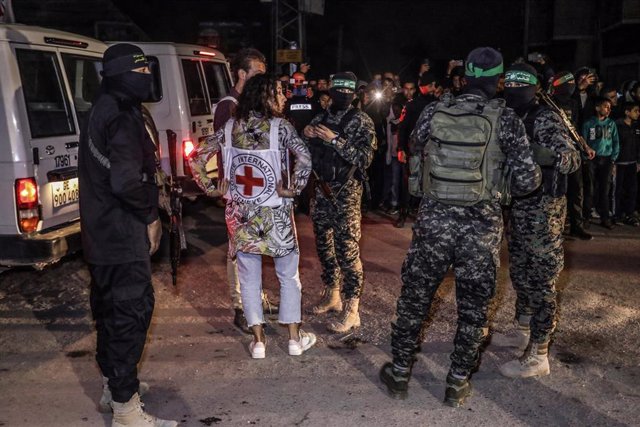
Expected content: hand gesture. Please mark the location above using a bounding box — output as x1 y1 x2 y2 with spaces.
147 218 162 256
303 125 318 138
315 124 337 143
276 180 296 198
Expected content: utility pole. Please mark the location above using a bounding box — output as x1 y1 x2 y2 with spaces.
523 0 530 58
263 0 324 75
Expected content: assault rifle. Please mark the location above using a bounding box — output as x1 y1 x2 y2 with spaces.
537 90 596 159
312 170 338 209
165 130 187 287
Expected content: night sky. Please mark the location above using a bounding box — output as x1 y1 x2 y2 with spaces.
114 0 528 82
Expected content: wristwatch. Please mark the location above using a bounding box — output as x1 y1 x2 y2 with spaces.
330 135 339 145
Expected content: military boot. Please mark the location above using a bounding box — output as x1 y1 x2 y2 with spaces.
490 315 531 351
310 287 343 314
99 377 150 413
379 362 409 400
444 374 472 408
500 341 551 378
111 393 177 427
327 298 360 333
499 340 550 378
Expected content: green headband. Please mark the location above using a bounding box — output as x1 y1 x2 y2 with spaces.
465 62 504 78
331 79 356 90
552 73 574 87
505 70 538 85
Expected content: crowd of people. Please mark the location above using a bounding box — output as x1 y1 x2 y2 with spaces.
278 55 640 236
78 42 639 426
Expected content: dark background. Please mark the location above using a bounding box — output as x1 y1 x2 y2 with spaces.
111 0 528 82
11 0 640 87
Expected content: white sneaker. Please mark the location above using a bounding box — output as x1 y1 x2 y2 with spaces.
249 340 266 359
289 330 317 356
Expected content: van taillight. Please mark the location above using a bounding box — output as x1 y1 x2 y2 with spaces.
15 178 40 232
183 139 195 158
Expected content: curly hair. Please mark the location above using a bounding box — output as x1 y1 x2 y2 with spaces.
235 74 281 121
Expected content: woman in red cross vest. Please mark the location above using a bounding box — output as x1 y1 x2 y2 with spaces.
190 74 315 358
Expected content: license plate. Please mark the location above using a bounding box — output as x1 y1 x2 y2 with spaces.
52 178 79 208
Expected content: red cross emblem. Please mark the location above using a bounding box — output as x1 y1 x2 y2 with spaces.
235 165 264 196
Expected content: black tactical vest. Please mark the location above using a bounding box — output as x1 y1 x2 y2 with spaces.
309 108 360 183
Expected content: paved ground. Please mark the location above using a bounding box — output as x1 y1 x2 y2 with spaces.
1 198 639 426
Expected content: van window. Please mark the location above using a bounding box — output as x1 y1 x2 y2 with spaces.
202 61 231 104
16 49 75 138
146 56 163 103
181 59 210 116
61 54 103 131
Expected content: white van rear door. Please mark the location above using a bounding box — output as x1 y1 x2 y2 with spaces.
14 47 81 230
180 59 214 175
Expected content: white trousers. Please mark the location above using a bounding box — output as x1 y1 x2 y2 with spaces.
236 250 302 327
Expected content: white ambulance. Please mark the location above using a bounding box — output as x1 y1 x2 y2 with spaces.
131 42 233 196
0 24 107 269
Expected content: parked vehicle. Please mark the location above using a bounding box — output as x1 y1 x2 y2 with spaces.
130 42 233 196
0 24 106 268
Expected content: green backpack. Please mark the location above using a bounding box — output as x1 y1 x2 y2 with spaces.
408 94 511 206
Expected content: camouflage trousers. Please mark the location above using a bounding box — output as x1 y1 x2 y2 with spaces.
391 198 502 378
508 193 566 343
311 179 364 299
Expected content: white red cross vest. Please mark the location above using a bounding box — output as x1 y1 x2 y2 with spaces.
223 118 288 207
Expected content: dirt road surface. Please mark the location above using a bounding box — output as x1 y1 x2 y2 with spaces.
1 199 639 426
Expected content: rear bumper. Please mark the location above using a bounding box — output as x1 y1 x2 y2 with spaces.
0 221 82 268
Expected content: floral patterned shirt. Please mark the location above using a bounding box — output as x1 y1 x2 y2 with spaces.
190 112 311 258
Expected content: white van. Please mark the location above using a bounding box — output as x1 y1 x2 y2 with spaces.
130 42 233 196
0 24 107 268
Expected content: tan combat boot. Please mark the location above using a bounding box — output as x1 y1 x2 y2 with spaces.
111 393 177 427
499 340 550 378
491 315 531 351
100 377 150 413
310 287 343 314
327 298 360 333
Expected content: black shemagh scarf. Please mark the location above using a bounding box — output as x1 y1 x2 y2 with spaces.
504 85 538 116
106 71 152 103
329 88 355 111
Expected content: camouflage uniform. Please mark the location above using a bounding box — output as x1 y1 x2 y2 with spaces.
391 94 542 377
508 107 581 343
306 107 377 299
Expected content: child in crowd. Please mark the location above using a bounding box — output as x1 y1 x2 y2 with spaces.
582 97 619 229
614 102 640 226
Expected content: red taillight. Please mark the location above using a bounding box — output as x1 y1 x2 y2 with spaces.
15 178 40 232
183 139 194 158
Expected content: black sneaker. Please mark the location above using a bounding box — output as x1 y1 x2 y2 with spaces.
233 308 252 334
623 216 640 227
444 374 472 408
569 228 593 241
379 362 409 400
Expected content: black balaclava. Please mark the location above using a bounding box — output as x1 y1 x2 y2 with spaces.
463 47 503 99
102 43 152 103
504 63 539 116
329 71 357 111
550 71 576 103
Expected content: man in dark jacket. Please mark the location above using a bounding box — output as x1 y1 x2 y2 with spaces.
395 72 437 226
79 43 176 426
